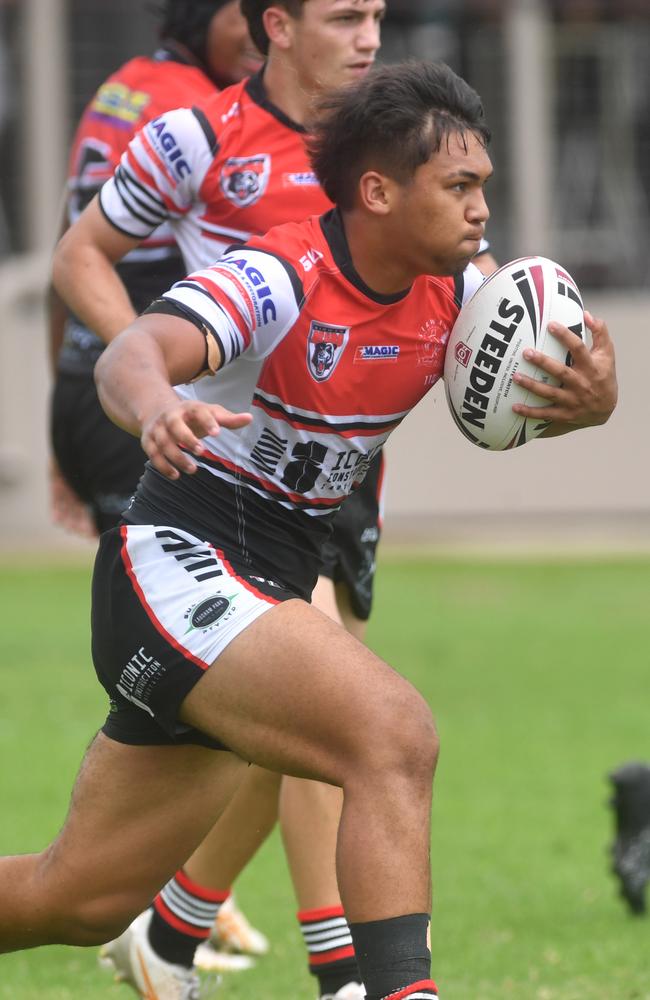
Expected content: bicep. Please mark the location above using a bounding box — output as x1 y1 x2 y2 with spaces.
55 195 141 266
121 312 223 386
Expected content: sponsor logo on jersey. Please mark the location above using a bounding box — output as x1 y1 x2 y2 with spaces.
417 317 450 367
220 154 271 207
149 117 191 178
307 321 349 382
353 345 400 363
91 82 151 126
283 171 319 187
455 341 472 367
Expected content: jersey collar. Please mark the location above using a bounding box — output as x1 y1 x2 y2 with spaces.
245 68 307 135
320 208 412 305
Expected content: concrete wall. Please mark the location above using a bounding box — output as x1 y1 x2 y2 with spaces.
0 273 647 556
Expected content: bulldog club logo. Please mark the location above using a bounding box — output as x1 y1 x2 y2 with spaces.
307 321 349 382
220 154 270 207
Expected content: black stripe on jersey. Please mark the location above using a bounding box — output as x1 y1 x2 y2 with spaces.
193 451 341 511
320 209 412 305
245 70 306 134
252 391 405 434
117 163 168 220
114 166 167 228
453 272 465 310
172 281 243 360
191 106 219 156
143 299 227 373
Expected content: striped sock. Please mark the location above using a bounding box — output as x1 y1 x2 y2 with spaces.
298 905 360 996
148 869 229 967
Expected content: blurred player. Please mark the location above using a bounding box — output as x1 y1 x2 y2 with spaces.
0 58 617 1000
49 0 262 536
48 0 273 970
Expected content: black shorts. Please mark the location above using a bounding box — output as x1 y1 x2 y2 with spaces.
319 451 384 621
51 372 146 533
91 524 298 748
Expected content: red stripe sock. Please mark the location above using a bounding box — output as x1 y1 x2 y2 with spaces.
149 868 229 967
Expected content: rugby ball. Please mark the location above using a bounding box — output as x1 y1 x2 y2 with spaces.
444 256 590 450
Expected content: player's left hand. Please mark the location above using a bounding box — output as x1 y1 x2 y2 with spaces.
511 311 617 429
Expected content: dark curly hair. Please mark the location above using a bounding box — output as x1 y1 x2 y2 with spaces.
153 0 233 66
308 60 491 211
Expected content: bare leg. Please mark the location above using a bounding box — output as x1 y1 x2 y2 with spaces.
280 575 364 910
0 735 246 952
184 764 280 887
181 599 437 923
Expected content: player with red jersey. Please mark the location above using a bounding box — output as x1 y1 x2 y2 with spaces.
54 2 387 997
4 59 617 1000
50 0 261 536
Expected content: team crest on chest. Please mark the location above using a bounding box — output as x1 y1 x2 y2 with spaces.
307 321 350 382
220 154 271 207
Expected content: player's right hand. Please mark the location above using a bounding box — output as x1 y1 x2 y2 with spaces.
141 399 252 480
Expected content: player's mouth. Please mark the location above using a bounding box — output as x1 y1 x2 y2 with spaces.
347 61 374 76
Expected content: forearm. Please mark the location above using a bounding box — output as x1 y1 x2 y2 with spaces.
47 283 68 374
95 328 179 436
53 243 136 344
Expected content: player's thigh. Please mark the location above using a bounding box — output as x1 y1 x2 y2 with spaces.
180 599 436 788
44 732 246 926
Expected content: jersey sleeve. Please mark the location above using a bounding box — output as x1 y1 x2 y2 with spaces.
157 246 305 370
454 261 485 307
98 106 214 239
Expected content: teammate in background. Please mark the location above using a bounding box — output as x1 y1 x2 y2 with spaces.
48 0 273 968
49 0 262 537
53 2 387 997
2 59 617 1000
609 761 650 914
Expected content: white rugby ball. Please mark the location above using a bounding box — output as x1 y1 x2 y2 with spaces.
444 256 590 450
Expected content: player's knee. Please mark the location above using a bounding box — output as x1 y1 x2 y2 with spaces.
358 684 438 788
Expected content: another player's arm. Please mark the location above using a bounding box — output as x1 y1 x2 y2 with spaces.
512 310 618 435
52 196 141 344
95 313 252 480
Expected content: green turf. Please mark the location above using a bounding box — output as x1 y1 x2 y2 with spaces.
1 555 649 999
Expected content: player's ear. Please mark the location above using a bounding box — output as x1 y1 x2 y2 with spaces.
358 171 394 217
262 5 294 50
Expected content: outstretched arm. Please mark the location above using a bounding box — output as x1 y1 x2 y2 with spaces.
512 310 617 435
95 314 252 480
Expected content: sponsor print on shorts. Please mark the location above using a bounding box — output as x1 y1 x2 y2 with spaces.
119 525 280 674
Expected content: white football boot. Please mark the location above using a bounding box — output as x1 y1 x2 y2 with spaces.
320 982 365 1000
99 909 219 999
208 893 269 956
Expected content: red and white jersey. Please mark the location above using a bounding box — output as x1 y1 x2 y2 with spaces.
153 209 483 516
69 47 217 265
60 48 218 376
99 71 332 271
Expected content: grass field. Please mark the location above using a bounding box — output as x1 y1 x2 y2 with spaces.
1 553 650 999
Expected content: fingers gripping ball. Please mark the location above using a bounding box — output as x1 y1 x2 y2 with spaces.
444 256 591 449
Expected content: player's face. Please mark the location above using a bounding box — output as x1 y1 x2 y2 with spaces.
287 0 385 93
393 130 493 277
205 0 264 86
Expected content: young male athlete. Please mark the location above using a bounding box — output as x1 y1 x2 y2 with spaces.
50 0 262 536
53 2 388 996
2 60 617 1000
